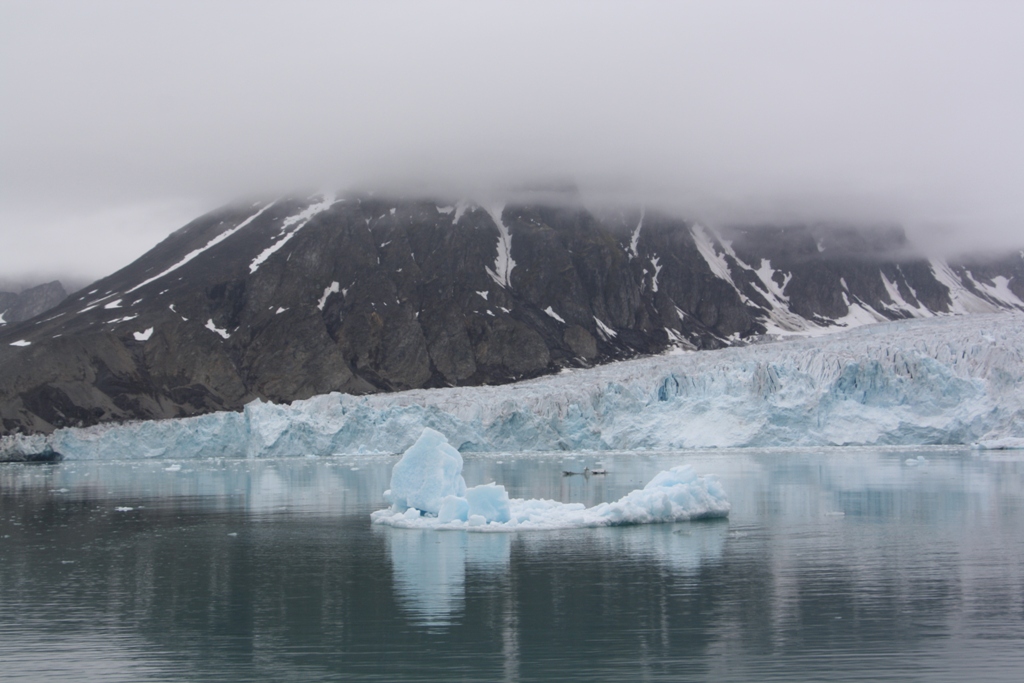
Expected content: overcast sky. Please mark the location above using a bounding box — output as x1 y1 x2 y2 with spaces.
2 0 1022 287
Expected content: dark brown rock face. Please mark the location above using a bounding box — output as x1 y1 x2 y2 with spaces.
1 195 1022 436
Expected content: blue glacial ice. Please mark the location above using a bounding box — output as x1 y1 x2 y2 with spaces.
371 429 730 531
383 428 467 514
3 313 1024 460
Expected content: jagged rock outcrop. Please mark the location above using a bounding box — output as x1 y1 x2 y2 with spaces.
0 194 1022 436
0 281 67 326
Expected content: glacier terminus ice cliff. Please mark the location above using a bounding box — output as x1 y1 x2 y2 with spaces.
370 428 730 530
2 312 1022 461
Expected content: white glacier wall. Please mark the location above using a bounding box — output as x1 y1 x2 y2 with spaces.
4 313 1023 460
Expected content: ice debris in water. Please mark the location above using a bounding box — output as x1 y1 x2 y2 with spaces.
371 428 730 531
905 455 928 467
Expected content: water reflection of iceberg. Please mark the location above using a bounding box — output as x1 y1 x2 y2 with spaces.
594 520 728 571
383 528 511 627
383 520 726 628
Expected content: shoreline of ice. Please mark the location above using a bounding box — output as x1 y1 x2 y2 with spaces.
3 313 1023 461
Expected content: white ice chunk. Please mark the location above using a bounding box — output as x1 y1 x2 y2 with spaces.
465 483 512 523
437 495 470 523
383 428 467 515
133 327 154 342
9 340 31 347
372 432 729 532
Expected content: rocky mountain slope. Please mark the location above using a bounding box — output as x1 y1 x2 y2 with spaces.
1 193 1022 435
0 281 67 326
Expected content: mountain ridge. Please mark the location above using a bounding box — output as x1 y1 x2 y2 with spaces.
1 193 1022 436
0 281 67 326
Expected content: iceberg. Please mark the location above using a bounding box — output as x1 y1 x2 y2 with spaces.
3 313 1023 460
383 428 467 514
370 429 730 531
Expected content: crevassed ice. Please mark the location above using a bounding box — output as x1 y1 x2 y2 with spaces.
4 313 1024 461
370 428 730 531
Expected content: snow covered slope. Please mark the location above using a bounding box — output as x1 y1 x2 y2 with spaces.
4 312 1021 460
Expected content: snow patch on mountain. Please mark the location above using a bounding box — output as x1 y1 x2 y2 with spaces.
204 319 230 339
650 256 662 292
318 282 340 311
484 205 515 288
452 200 471 225
691 224 736 287
594 317 617 340
965 273 1024 309
929 259 1003 314
544 306 565 323
250 194 337 274
628 208 644 260
128 202 275 293
880 272 932 317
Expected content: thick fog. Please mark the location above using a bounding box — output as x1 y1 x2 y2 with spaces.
2 0 1022 284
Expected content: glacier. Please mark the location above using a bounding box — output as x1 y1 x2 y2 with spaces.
371 428 730 531
2 312 1023 461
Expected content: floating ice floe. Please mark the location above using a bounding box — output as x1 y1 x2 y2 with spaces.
371 428 730 531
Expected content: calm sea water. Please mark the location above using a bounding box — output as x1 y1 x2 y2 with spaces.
2 449 1023 682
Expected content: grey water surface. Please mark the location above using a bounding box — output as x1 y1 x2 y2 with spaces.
2 449 1023 682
